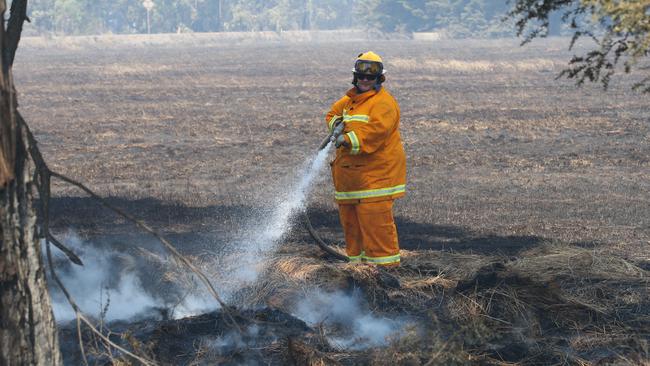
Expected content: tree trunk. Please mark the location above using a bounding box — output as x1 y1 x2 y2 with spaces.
0 0 62 364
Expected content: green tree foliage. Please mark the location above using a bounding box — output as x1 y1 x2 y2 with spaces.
353 0 511 37
434 0 511 37
29 0 55 34
30 0 145 34
309 0 355 30
508 0 650 91
26 0 517 36
354 0 417 33
150 0 195 33
191 0 224 32
27 0 357 34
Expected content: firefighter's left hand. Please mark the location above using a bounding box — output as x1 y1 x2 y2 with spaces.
335 134 349 148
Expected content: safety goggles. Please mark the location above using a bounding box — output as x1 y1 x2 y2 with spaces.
355 73 378 81
354 60 382 76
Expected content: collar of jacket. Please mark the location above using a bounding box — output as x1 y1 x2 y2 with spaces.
346 86 382 104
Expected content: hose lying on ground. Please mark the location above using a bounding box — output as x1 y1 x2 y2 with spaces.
304 212 349 262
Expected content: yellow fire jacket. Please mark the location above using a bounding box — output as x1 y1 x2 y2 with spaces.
326 86 406 203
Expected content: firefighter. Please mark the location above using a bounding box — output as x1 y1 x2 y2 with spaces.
325 51 406 267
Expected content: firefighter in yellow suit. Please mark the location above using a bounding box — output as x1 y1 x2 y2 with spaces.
325 51 406 267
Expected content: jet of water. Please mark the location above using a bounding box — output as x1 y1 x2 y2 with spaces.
220 143 334 292
259 143 332 248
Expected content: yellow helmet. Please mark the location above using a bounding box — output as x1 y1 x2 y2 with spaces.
353 51 385 76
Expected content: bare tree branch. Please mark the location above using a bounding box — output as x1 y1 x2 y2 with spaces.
75 316 88 366
46 232 83 265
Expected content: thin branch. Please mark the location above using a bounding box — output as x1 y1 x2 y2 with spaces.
75 316 88 366
46 232 83 265
77 314 154 365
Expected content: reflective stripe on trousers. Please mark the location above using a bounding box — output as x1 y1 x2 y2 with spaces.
347 253 401 265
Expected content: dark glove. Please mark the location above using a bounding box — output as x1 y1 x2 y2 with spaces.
335 134 349 148
331 120 345 140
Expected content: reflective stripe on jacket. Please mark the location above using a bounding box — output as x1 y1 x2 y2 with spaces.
325 86 406 203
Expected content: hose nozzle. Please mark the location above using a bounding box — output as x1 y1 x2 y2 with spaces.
318 120 345 150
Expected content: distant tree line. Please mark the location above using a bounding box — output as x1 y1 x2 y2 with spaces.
25 0 650 91
25 0 546 37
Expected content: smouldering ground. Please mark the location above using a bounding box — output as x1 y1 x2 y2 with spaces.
14 33 649 364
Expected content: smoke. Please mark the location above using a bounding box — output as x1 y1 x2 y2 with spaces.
293 289 409 350
45 231 161 322
46 231 222 322
190 325 265 366
206 324 261 354
168 292 218 320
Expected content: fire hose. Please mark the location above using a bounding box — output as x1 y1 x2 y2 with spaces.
304 122 349 262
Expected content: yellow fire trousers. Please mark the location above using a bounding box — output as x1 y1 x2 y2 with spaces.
337 200 400 266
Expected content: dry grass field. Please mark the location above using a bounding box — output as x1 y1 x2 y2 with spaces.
14 33 649 364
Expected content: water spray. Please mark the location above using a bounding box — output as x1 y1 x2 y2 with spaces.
219 128 347 295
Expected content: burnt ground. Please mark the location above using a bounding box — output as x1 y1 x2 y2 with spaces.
14 34 650 364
